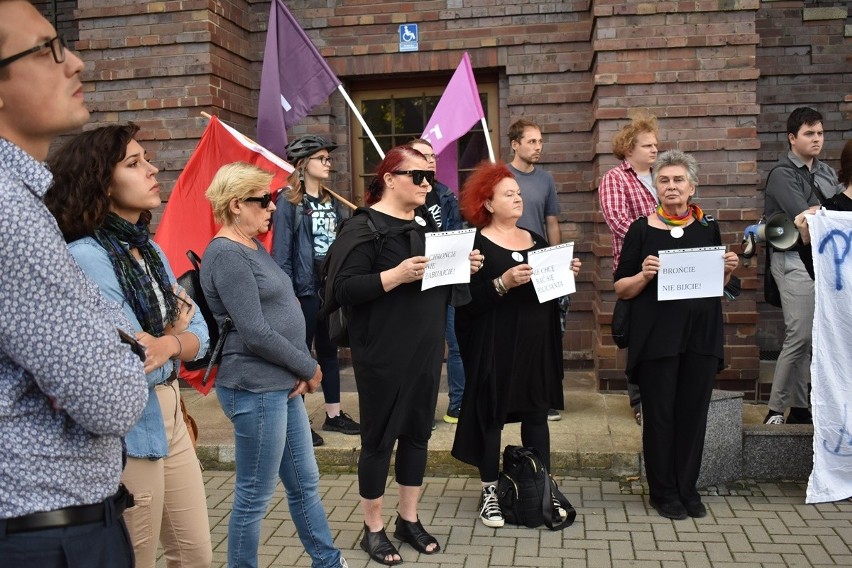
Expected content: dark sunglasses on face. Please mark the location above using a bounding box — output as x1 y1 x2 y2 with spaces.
242 193 273 209
392 170 435 186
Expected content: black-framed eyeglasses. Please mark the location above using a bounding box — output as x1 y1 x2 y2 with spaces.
392 170 435 186
0 36 66 69
242 193 273 209
309 156 332 165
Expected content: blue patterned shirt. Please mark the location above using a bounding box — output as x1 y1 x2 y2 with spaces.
0 138 148 519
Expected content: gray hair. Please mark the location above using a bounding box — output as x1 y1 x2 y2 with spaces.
652 150 699 188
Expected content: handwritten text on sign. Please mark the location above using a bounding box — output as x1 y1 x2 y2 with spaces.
422 229 476 291
656 246 725 301
527 242 575 303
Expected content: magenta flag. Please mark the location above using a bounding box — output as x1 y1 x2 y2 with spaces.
257 0 341 158
421 53 485 156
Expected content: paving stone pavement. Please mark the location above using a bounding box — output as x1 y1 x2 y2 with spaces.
160 471 852 568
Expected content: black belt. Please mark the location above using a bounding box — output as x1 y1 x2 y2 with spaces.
5 484 134 534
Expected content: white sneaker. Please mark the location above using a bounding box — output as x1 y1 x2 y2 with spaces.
764 413 785 425
479 485 504 528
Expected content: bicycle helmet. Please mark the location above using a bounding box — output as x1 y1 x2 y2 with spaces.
285 135 337 163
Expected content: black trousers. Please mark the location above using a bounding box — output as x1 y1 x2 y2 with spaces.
0 508 134 567
634 352 716 505
480 410 550 482
358 435 428 499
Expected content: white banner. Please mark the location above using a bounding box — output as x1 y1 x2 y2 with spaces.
526 242 575 303
806 209 852 504
656 246 725 301
421 229 476 291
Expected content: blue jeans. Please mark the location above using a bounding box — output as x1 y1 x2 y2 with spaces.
446 306 465 411
217 386 341 568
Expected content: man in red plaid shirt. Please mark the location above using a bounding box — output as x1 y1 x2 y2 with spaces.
599 114 660 270
598 113 659 425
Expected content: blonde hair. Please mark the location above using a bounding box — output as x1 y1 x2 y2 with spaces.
205 162 274 224
612 113 658 160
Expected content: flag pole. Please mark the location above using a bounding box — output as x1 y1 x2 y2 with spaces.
200 112 357 211
481 117 496 163
337 85 385 160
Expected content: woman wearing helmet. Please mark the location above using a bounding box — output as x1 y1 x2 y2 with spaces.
272 135 360 445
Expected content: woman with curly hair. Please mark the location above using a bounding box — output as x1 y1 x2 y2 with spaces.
45 123 212 567
451 161 580 529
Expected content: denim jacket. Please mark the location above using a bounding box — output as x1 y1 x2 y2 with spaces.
271 192 345 298
68 237 209 459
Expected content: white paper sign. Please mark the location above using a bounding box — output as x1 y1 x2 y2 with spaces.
656 246 725 301
806 209 852 504
422 229 476 291
526 242 575 303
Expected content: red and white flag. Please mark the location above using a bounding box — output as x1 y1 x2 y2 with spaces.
155 116 293 277
421 53 485 156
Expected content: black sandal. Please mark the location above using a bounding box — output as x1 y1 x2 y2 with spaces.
393 514 441 554
360 523 403 566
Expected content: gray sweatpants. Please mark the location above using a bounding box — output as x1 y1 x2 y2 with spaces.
768 250 813 413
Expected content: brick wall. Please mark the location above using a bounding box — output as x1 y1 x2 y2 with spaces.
38 1 851 396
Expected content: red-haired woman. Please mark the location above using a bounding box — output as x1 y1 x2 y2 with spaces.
451 161 580 528
323 146 483 564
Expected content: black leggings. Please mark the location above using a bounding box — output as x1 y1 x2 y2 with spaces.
480 411 550 482
358 435 428 499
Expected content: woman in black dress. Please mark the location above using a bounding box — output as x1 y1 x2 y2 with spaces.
328 146 483 564
614 150 739 520
451 161 580 528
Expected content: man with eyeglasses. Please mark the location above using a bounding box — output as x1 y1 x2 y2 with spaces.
408 138 466 426
0 2 147 565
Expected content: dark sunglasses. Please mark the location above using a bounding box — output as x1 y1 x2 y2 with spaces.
0 36 66 69
242 193 273 209
392 170 435 186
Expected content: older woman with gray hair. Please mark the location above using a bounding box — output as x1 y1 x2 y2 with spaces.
200 162 347 568
614 150 738 521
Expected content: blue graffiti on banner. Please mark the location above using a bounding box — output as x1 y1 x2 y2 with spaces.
399 24 418 52
818 229 852 291
822 404 852 457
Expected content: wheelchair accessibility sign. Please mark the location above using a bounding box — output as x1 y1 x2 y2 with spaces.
399 24 418 52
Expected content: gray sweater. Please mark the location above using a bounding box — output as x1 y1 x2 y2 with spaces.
200 237 316 393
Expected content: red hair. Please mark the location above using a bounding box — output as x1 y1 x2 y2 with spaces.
365 145 425 205
460 160 515 228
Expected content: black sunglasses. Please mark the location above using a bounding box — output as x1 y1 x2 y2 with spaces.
242 193 273 209
392 170 435 186
0 36 66 69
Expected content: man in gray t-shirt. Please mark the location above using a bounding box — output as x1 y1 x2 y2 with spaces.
508 118 560 245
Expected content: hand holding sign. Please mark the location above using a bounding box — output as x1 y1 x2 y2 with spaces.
527 242 578 303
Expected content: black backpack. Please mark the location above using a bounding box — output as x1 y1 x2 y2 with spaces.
496 445 576 530
176 250 232 383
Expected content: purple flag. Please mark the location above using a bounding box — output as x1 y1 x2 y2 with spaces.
421 53 485 156
257 0 341 158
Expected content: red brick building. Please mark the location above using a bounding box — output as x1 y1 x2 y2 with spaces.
37 0 851 398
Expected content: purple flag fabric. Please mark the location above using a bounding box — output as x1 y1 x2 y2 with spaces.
421 53 485 156
257 0 341 159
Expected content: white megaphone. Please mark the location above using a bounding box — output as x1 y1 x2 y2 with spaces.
741 213 799 258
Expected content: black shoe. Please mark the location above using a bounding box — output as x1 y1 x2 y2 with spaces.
311 428 324 447
323 411 361 434
649 498 688 520
547 409 562 421
393 514 441 554
684 500 707 518
360 524 402 566
786 407 813 425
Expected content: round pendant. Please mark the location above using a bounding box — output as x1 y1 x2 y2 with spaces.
414 215 427 226
670 226 684 239
511 252 524 263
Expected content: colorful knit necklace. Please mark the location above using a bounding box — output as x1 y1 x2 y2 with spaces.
655 203 708 227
